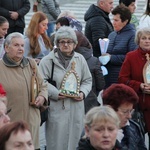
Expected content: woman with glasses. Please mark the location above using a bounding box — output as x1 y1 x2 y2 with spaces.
102 83 147 149
39 26 92 150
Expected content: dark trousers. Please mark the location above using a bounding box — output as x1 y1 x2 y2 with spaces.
6 26 24 37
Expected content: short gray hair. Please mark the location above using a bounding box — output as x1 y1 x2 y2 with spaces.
85 106 120 128
135 27 150 45
54 26 78 47
4 32 24 47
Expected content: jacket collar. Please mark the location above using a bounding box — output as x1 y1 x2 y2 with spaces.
2 53 29 67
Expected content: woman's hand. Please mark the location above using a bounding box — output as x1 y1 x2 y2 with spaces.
73 92 85 101
140 83 150 93
58 93 67 100
34 95 45 107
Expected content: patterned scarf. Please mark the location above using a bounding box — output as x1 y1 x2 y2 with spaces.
56 48 74 69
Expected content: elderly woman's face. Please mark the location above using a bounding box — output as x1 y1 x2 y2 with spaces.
58 38 76 55
139 33 150 51
5 130 34 150
85 119 118 150
5 37 24 62
112 14 128 32
117 102 133 128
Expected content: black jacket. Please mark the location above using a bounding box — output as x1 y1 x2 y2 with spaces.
104 23 137 88
121 120 147 150
84 4 113 57
75 46 105 113
77 119 147 150
77 138 122 150
0 0 30 28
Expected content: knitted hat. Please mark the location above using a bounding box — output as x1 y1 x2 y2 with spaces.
119 0 135 7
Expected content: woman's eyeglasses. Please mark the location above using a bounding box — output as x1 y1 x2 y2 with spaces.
118 108 134 116
58 40 74 46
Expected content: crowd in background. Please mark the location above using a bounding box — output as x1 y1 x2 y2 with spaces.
0 0 150 149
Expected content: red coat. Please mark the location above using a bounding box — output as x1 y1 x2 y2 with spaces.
119 47 150 132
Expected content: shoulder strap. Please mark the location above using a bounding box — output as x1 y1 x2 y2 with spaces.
28 58 36 76
28 58 39 105
51 60 54 80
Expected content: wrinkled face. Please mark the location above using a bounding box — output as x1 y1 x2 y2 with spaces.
85 120 118 150
58 38 76 56
38 18 48 34
5 130 34 150
0 22 9 38
117 103 133 128
5 37 24 62
112 14 128 31
139 33 150 51
100 0 114 13
0 102 10 128
128 2 136 14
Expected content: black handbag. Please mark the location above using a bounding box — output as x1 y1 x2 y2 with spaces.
132 106 145 137
45 60 56 87
40 99 50 126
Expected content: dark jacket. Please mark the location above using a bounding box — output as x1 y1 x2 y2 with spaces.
75 47 105 113
84 4 113 57
77 120 147 150
41 0 61 22
121 120 147 150
104 23 137 88
77 138 122 150
0 0 30 28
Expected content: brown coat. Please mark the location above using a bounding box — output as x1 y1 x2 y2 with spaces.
0 55 48 149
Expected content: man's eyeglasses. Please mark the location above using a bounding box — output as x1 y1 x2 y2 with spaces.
0 108 11 119
118 108 134 116
58 40 74 46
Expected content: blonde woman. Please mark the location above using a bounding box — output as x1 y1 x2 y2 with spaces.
78 106 121 150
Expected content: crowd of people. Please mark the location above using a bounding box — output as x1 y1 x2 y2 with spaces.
0 0 150 149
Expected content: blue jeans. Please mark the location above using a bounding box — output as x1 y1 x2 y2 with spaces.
47 22 55 37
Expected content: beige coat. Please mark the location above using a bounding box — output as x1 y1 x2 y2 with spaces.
0 55 48 149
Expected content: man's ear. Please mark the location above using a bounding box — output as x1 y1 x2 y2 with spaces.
85 125 90 137
99 0 104 7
